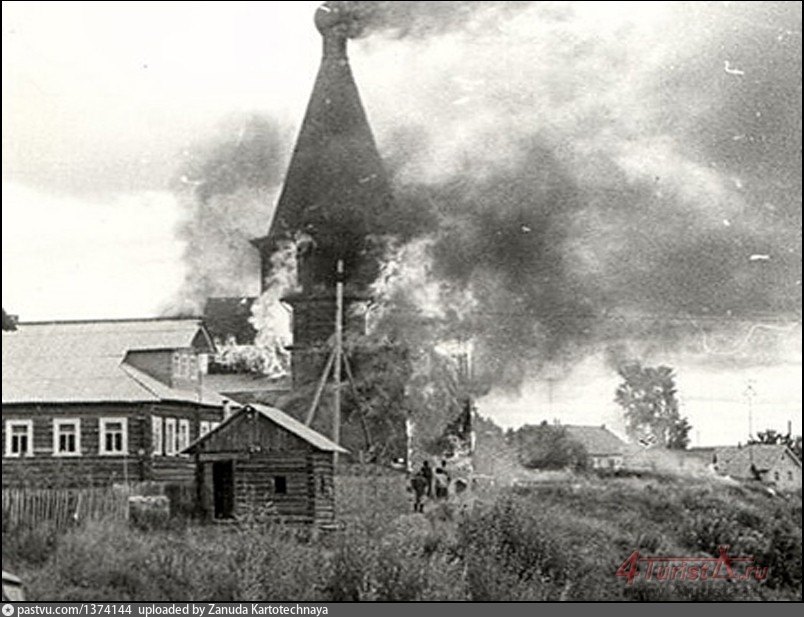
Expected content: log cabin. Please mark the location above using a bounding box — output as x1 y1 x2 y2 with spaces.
184 403 347 527
2 318 230 488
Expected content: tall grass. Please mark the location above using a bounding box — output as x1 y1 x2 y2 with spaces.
3 474 800 601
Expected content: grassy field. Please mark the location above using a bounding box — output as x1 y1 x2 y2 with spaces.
2 473 801 601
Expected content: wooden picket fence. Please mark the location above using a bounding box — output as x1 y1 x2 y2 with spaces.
2 486 131 531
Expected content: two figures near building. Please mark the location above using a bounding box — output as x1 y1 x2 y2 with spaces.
411 459 451 513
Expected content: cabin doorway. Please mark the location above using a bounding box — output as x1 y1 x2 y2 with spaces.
212 460 234 519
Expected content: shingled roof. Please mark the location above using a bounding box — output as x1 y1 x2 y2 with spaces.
715 444 802 478
2 318 225 407
252 4 393 272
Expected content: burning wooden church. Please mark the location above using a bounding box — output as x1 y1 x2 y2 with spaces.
249 1 394 391
205 1 474 468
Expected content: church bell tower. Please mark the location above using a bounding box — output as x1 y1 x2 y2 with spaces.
251 2 394 387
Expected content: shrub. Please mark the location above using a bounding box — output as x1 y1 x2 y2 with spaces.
512 423 587 470
459 497 577 600
2 520 59 567
324 529 374 601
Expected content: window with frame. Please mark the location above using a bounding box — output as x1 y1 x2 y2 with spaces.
199 421 211 437
152 416 164 456
177 419 190 454
171 352 181 378
53 419 81 456
5 420 33 457
788 471 794 481
164 418 177 456
99 418 127 455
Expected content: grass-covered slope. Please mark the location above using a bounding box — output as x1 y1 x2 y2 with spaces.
2 474 800 601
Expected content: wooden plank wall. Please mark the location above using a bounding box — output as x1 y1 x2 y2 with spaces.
2 456 146 488
310 452 335 525
151 457 195 484
2 405 149 468
2 403 222 488
235 453 311 523
195 451 337 526
197 411 310 453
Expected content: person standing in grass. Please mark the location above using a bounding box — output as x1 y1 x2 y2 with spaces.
411 471 428 513
421 460 433 497
434 462 450 500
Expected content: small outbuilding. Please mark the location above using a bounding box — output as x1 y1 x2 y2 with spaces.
184 403 347 527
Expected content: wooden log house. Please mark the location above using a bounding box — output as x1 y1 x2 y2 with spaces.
2 318 228 488
184 403 347 527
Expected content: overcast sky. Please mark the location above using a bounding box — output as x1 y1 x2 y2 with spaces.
2 1 322 319
2 1 800 443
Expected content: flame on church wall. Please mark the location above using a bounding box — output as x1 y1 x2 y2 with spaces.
248 238 302 378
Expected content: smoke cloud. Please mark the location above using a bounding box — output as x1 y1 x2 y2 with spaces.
171 2 801 390
324 1 533 39
351 0 801 388
165 115 289 314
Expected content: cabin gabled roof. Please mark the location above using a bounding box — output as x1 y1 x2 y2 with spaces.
184 403 348 454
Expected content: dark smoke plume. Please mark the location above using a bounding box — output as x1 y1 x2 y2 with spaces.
166 115 290 314
355 1 801 389
324 1 533 39
168 2 801 392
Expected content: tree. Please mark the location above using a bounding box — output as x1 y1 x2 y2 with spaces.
513 422 588 470
614 362 691 449
667 416 692 450
2 308 17 331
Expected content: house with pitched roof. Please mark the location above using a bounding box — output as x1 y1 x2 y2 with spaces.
563 425 627 471
713 444 802 491
184 403 347 526
2 318 229 488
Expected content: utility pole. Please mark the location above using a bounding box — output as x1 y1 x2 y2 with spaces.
333 259 344 464
744 380 756 466
744 380 756 440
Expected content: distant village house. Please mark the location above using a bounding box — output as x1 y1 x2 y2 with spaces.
563 425 626 471
713 444 802 491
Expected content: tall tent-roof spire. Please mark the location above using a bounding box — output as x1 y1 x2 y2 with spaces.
262 2 393 260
